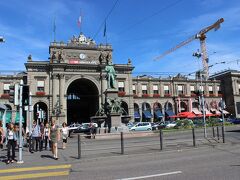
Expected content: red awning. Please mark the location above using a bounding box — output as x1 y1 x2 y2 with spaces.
176 112 196 118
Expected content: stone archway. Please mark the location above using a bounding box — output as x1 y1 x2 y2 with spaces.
134 103 140 122
121 101 129 115
66 78 99 125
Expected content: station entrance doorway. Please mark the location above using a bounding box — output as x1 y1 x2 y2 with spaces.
67 78 99 125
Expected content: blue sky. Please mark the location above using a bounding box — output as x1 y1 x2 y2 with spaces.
0 0 240 77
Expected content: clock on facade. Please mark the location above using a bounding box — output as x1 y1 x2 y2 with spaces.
79 53 86 60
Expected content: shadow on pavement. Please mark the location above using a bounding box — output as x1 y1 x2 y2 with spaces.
41 155 55 159
226 130 240 133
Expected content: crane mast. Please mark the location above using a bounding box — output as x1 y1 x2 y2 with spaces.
154 18 224 79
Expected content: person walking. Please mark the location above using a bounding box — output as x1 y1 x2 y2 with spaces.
0 121 4 149
31 120 41 152
6 123 17 164
43 122 50 150
89 121 96 139
61 122 68 149
49 119 60 160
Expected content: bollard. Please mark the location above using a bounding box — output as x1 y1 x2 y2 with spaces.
222 126 225 143
192 128 196 147
160 129 163 150
121 132 124 155
216 126 220 141
78 134 81 159
212 126 215 138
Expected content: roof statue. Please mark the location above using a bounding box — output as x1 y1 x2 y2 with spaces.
69 33 96 46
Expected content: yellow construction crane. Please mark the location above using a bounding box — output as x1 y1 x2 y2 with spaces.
154 18 224 79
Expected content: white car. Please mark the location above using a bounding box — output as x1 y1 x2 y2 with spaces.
67 123 81 131
165 121 177 128
130 122 152 131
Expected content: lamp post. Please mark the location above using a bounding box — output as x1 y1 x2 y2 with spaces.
193 50 207 138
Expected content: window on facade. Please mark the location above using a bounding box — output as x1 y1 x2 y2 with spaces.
153 85 159 94
3 83 10 94
177 85 184 95
190 85 195 94
132 85 136 94
37 80 45 92
209 86 213 94
118 81 125 92
237 102 240 114
238 84 240 94
217 86 221 94
164 85 170 94
142 85 148 94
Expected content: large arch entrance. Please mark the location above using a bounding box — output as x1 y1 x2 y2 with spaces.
67 78 99 125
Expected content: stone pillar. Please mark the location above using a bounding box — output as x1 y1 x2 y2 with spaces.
59 74 66 124
186 84 190 96
160 82 164 97
52 74 59 122
52 74 59 109
139 103 143 122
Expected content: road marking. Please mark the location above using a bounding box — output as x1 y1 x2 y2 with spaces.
116 171 182 180
1 170 69 180
0 164 71 173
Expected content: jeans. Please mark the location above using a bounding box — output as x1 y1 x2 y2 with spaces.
32 136 40 151
7 140 16 160
44 136 49 149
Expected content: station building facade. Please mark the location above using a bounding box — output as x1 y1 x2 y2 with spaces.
0 34 234 126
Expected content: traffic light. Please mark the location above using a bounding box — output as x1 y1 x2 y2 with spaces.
0 36 5 42
9 84 19 105
22 85 29 106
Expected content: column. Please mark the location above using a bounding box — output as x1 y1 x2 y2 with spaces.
59 74 65 112
52 74 59 116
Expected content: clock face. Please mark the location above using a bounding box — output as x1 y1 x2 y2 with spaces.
79 53 86 60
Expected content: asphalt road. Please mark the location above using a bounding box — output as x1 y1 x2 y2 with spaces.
69 142 240 180
0 125 239 179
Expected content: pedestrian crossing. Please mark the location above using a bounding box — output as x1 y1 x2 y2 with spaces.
0 164 71 179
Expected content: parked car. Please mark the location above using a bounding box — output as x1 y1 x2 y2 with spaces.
74 123 98 133
127 122 135 129
130 122 152 131
165 121 177 128
151 122 166 130
227 118 240 124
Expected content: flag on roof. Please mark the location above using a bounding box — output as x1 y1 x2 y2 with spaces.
103 20 107 37
77 16 82 27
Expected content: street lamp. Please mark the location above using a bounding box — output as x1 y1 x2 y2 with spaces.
193 50 207 138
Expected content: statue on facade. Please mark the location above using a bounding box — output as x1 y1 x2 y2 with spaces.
99 51 106 64
106 52 112 63
105 60 116 89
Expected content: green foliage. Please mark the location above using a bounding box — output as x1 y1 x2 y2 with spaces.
207 117 221 127
176 119 194 129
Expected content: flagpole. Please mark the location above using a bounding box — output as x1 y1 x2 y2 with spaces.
79 10 82 34
104 20 107 45
53 16 56 42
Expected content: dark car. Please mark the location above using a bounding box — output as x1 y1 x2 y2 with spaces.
151 122 166 130
227 118 240 124
74 123 98 133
